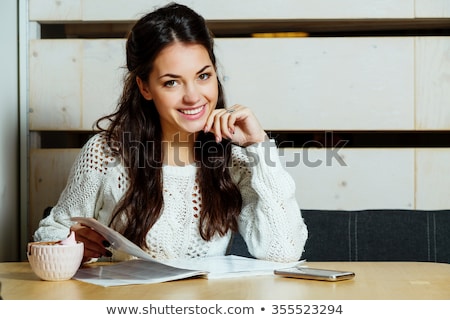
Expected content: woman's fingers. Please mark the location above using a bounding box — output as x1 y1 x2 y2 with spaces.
206 105 239 143
70 223 112 260
223 106 238 138
206 108 228 142
205 105 266 145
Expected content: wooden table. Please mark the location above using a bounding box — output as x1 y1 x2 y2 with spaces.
1 261 449 300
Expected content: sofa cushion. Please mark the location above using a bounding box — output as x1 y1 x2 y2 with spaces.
229 209 450 263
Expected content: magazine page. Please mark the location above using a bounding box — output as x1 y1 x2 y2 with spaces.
74 259 207 287
71 217 157 261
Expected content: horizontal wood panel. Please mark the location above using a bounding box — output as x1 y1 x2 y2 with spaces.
216 37 414 130
29 0 415 22
30 37 450 131
30 37 420 131
281 148 415 210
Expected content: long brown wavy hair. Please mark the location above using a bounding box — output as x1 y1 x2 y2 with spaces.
95 2 242 249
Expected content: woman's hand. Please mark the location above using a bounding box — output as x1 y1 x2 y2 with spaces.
70 223 112 262
204 104 267 146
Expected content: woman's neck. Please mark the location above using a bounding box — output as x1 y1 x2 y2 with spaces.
162 132 197 166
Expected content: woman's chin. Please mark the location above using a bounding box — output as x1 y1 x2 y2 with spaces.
183 123 207 135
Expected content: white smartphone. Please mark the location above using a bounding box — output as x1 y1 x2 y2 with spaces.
274 266 355 281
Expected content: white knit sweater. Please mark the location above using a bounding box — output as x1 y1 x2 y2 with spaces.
34 133 307 262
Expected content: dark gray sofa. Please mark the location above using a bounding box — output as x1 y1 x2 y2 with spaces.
229 209 450 263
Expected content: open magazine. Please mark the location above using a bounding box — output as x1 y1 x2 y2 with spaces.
71 217 303 287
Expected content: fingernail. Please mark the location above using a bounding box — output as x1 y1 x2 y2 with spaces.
102 240 111 247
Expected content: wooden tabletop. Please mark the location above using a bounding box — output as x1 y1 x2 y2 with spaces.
1 261 449 300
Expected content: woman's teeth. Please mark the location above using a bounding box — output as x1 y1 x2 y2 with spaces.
180 106 203 115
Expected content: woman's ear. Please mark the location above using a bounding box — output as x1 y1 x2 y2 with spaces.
136 76 153 100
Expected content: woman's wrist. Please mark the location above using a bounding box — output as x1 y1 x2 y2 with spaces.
242 132 268 147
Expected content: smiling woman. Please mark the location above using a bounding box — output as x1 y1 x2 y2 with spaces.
33 2 308 264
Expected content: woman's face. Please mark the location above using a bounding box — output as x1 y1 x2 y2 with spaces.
137 42 219 141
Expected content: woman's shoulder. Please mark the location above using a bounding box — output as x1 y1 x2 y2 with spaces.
76 132 122 174
83 132 109 148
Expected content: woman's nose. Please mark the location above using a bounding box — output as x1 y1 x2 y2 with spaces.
183 83 200 104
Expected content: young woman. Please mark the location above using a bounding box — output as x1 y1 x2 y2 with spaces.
34 3 308 263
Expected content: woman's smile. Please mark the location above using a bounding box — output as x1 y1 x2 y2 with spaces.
178 104 206 117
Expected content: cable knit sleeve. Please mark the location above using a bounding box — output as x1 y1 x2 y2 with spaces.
33 133 124 242
231 139 308 262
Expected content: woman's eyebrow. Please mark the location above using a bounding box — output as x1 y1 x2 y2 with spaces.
196 65 212 74
158 65 212 79
158 73 180 79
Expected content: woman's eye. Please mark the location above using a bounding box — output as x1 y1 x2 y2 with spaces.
198 73 211 81
164 80 177 88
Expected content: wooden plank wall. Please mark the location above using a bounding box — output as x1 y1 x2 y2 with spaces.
26 0 450 239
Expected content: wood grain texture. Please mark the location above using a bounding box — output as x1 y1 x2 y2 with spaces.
29 39 123 130
29 40 83 130
2 261 449 299
415 37 450 130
